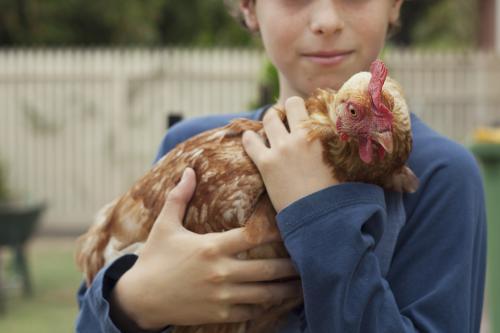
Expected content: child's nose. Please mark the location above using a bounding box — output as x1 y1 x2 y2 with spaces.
309 0 345 36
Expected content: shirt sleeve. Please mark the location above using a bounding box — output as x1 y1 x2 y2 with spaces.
276 148 487 333
76 254 135 332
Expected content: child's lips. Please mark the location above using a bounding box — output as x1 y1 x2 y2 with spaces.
302 50 354 66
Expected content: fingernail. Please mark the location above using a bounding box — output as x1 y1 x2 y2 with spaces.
181 168 190 182
242 131 249 145
179 167 191 183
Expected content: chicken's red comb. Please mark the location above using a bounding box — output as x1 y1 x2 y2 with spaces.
368 60 390 115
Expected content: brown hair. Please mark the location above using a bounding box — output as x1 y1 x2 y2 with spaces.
224 0 248 28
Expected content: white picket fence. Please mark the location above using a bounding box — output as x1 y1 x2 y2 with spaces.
0 48 499 232
386 50 500 141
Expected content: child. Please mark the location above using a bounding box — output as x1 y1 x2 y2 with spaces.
76 1 487 332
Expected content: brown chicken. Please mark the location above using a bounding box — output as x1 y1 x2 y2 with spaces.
76 60 418 333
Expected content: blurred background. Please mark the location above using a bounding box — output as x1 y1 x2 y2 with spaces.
0 0 499 332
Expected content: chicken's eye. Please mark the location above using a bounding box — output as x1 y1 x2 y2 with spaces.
348 104 357 117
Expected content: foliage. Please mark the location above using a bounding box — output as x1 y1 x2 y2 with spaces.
251 60 280 108
0 0 254 46
157 0 254 46
0 238 81 333
0 0 165 45
393 0 477 49
0 0 477 48
0 159 9 202
409 0 477 49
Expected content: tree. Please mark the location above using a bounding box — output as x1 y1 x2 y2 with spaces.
157 0 253 46
0 0 478 48
0 0 165 46
393 0 477 48
0 159 9 202
0 0 252 46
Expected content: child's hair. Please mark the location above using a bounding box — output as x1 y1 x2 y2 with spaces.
224 0 248 28
224 0 402 38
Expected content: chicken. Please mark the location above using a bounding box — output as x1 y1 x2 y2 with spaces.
76 60 418 333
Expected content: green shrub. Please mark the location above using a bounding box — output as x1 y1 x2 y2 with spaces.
0 160 10 202
251 59 279 109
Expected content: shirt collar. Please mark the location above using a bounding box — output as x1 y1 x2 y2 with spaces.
252 104 273 121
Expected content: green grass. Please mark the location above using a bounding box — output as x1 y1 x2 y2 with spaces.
0 237 492 333
0 237 82 333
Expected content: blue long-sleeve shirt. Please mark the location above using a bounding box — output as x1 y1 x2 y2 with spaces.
76 106 487 333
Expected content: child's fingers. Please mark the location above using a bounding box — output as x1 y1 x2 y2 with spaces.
213 226 280 255
262 107 289 143
285 96 309 132
157 168 196 229
242 130 268 165
224 280 302 305
217 304 265 323
228 258 299 282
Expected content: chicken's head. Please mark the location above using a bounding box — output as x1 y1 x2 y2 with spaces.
330 60 394 164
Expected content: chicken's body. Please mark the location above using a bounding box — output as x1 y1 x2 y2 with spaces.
76 60 418 333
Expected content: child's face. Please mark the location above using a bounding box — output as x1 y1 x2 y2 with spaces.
241 0 403 102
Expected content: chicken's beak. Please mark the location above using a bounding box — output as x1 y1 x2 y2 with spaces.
373 131 393 154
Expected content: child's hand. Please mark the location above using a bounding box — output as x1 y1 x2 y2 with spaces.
110 168 301 331
242 97 339 213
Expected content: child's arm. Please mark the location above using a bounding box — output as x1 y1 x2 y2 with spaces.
76 113 302 332
273 158 484 332
76 168 300 332
110 168 301 330
243 98 486 332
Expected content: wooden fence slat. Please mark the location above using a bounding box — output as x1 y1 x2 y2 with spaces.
0 48 499 231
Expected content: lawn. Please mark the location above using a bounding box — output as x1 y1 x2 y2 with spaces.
0 237 492 333
0 237 82 333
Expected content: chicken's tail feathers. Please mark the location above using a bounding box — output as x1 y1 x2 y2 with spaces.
384 166 420 193
75 199 117 287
